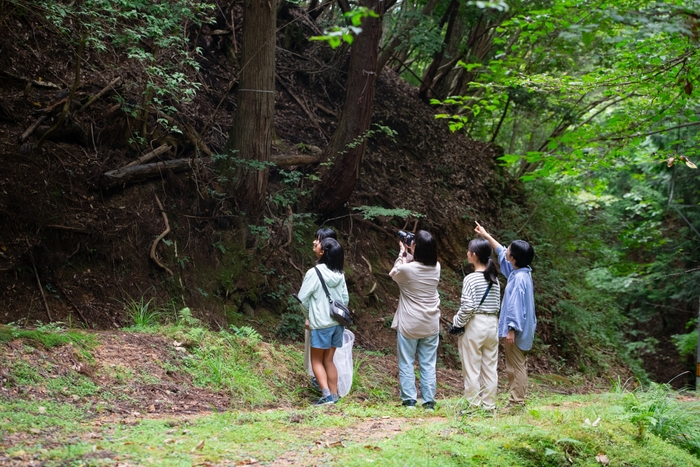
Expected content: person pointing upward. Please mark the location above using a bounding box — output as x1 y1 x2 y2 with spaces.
474 221 536 406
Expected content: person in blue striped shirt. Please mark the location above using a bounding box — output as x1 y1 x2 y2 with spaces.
475 221 536 406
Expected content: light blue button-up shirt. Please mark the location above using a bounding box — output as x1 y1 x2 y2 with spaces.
496 245 536 351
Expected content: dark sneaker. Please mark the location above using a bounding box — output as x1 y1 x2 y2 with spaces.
311 377 320 390
422 401 436 411
314 395 336 406
331 393 340 403
402 399 417 409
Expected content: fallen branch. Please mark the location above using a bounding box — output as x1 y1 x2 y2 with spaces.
1 70 61 89
101 158 201 189
77 77 121 114
124 144 172 168
150 194 173 276
46 224 89 234
37 38 84 151
101 153 320 189
19 115 48 142
360 254 373 274
27 239 52 322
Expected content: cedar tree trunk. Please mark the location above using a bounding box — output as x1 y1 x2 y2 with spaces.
224 0 277 219
376 0 440 75
311 0 384 215
418 0 459 101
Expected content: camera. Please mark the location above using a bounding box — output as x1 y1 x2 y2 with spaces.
397 230 415 246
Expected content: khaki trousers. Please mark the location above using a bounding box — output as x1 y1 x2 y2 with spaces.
504 341 527 404
457 314 499 409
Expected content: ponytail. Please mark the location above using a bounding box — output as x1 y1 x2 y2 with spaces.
483 257 498 285
468 238 498 284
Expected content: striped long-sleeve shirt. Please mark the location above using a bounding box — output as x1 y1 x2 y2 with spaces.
453 272 501 327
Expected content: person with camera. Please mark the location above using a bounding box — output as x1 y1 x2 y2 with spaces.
297 237 349 405
448 238 501 411
474 221 536 406
390 230 441 410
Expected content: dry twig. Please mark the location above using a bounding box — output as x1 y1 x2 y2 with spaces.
77 77 121 113
124 144 172 168
150 194 173 276
27 239 52 322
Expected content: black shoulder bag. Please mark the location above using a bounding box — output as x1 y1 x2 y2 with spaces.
314 267 355 327
448 281 493 335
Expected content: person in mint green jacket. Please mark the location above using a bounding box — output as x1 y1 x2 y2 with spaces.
298 238 349 405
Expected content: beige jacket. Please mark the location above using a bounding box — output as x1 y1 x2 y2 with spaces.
390 255 441 339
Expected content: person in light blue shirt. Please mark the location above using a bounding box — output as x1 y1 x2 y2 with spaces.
475 221 536 405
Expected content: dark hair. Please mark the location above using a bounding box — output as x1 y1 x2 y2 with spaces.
468 238 498 284
315 228 337 241
509 240 534 268
413 230 437 266
317 238 344 272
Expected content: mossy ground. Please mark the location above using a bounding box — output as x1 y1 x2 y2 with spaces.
1 325 699 466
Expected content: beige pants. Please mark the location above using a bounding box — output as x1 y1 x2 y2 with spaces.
504 341 527 404
457 314 499 409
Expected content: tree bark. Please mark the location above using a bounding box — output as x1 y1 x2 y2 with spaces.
418 0 459 101
311 0 384 215
223 0 277 219
376 0 440 75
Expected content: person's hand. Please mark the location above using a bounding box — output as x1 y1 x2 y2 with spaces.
448 325 465 336
474 221 488 237
399 241 406 255
305 320 311 331
506 329 515 345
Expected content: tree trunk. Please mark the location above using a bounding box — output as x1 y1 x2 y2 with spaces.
223 0 277 219
311 0 384 215
376 0 440 75
418 0 459 101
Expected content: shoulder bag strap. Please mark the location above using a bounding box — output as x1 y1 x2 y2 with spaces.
476 282 493 310
313 266 333 302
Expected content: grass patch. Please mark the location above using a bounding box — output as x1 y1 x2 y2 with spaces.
0 323 97 357
3 325 698 465
4 393 700 466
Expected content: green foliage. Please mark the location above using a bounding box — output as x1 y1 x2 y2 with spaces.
229 325 262 345
353 205 423 221
496 180 646 376
123 295 163 330
0 323 97 352
624 383 700 456
339 123 398 155
436 0 700 182
176 307 201 327
672 326 698 358
275 313 305 341
310 7 379 48
30 0 214 129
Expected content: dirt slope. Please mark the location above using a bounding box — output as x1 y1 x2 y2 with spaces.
0 5 507 341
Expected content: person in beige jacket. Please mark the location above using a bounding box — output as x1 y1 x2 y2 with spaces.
390 230 441 410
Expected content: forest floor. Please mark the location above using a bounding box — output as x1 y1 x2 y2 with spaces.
1 325 699 466
0 0 692 426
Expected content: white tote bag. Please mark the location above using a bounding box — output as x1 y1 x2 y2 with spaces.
304 328 355 397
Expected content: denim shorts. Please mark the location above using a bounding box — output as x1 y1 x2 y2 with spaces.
311 325 344 349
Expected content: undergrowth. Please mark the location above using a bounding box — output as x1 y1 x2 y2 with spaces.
497 180 645 378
